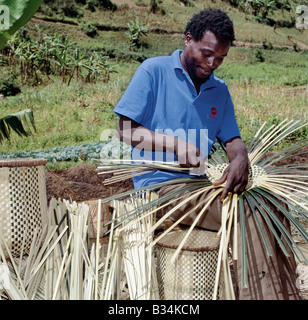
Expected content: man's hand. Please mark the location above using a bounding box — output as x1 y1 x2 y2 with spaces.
213 137 249 201
175 139 205 174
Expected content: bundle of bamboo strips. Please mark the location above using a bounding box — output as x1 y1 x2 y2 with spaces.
0 221 68 299
0 198 109 300
103 192 160 300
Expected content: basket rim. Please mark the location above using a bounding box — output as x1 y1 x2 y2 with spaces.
0 158 48 168
155 229 220 252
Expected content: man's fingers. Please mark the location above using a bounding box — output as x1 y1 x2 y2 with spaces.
233 184 241 193
220 181 247 201
212 170 228 186
220 186 230 201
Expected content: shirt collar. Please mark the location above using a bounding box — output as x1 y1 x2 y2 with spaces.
171 49 217 90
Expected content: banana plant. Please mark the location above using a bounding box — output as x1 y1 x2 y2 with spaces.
0 0 43 49
0 0 42 142
0 109 36 143
126 19 149 50
67 48 87 86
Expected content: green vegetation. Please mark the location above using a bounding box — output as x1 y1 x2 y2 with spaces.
126 19 149 50
0 0 307 163
0 0 44 142
1 29 115 85
0 0 44 48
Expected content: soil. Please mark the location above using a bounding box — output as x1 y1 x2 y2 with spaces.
46 163 134 204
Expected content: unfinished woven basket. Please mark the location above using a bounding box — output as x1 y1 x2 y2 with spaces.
155 229 224 300
0 158 48 258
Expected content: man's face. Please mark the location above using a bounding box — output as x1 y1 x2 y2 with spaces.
181 30 230 85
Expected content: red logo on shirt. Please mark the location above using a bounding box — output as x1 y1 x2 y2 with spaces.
210 107 217 119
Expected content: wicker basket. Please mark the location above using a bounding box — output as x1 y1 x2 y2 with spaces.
155 229 224 300
0 158 48 258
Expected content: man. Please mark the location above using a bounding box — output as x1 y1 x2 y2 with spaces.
113 9 299 300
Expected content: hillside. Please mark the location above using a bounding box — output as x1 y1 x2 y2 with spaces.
30 0 308 54
0 0 307 163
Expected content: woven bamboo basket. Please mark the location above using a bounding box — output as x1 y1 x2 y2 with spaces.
0 158 48 258
155 229 224 300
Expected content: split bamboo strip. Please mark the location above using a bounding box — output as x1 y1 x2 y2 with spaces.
232 194 238 261
51 232 73 300
248 119 292 163
212 194 236 300
101 204 120 300
0 232 27 298
95 199 101 300
26 226 68 287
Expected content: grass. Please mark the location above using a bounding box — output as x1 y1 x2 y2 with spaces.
232 85 308 145
217 47 308 86
229 11 308 47
215 46 308 145
0 0 307 160
0 65 135 154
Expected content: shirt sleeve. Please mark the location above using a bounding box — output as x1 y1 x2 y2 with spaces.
216 87 241 145
113 65 154 126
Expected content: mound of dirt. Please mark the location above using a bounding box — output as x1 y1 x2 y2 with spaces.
46 163 134 204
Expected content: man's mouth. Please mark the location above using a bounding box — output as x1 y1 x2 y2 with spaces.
197 66 212 76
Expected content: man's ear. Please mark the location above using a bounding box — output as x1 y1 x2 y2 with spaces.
184 32 194 46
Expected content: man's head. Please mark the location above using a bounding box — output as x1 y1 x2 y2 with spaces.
184 9 235 44
181 9 234 86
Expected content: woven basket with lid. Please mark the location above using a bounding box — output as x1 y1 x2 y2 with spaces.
0 158 48 258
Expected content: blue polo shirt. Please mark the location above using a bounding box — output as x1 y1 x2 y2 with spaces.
114 49 240 188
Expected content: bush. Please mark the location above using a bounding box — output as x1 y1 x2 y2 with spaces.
87 0 97 12
255 49 265 62
61 2 84 18
99 0 117 11
40 0 84 18
0 75 21 97
82 24 98 37
262 39 273 50
86 0 117 12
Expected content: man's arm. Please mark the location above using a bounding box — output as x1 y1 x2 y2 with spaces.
213 137 249 200
117 115 205 170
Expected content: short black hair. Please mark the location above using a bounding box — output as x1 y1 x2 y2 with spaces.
184 9 235 43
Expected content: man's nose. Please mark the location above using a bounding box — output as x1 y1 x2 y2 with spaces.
206 57 216 69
